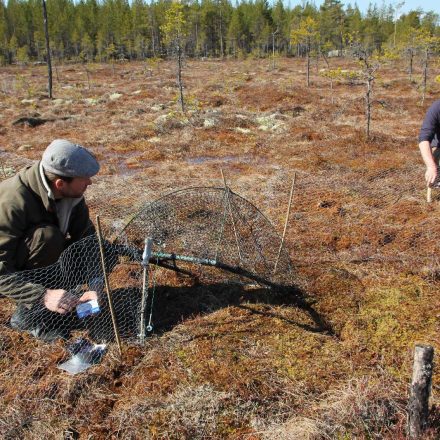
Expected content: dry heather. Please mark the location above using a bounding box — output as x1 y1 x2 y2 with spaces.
0 57 440 439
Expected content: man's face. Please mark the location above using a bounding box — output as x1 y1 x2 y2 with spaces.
58 176 92 198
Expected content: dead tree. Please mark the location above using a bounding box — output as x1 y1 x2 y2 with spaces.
351 43 380 139
42 0 52 99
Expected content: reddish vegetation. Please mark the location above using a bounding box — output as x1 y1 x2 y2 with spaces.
1 57 440 438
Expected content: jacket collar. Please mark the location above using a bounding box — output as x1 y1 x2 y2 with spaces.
39 162 57 200
19 161 54 211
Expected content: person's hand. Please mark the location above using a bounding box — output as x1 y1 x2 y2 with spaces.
44 289 79 314
44 290 99 314
425 166 438 186
79 290 98 303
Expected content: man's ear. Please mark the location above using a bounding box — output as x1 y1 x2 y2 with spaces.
53 178 65 191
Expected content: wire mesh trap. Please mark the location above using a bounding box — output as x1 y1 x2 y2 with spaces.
1 185 297 346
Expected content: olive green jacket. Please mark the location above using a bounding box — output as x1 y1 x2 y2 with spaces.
0 162 94 304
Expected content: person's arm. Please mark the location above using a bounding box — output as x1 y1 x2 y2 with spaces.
419 140 437 186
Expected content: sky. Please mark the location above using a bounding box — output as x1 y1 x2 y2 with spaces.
291 0 440 15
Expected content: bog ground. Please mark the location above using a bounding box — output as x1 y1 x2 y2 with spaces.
1 57 440 439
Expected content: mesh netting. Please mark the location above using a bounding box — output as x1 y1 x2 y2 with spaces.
113 187 293 287
1 170 295 344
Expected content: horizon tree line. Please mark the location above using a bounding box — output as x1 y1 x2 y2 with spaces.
0 0 438 65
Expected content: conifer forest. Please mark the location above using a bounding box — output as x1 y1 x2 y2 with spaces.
0 0 439 64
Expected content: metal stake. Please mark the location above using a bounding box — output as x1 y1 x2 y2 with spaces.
273 173 296 274
139 237 153 344
96 215 122 357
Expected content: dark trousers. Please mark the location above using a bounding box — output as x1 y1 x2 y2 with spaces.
15 224 66 271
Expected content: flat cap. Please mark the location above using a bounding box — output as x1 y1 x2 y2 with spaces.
41 139 100 178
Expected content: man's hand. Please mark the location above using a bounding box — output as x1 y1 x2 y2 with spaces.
425 166 438 186
44 289 78 314
419 141 438 186
79 290 98 303
44 289 98 314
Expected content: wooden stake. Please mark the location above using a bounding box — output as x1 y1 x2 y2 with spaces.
96 215 122 357
220 168 243 263
408 344 434 439
427 187 432 203
273 173 296 274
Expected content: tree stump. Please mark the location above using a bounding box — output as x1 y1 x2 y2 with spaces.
408 344 434 439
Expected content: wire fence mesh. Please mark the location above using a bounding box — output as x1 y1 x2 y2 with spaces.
2 144 440 345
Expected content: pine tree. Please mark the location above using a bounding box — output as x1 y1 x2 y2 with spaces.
272 0 289 54
161 1 188 112
132 0 149 59
251 0 272 56
319 0 345 53
291 16 319 87
0 0 7 63
227 7 242 57
415 28 440 104
81 33 94 61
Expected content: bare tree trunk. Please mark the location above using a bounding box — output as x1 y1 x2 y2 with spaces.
330 78 334 105
195 22 199 57
339 23 343 56
365 75 372 138
42 0 52 99
408 50 413 82
177 43 185 113
272 32 276 70
85 66 91 90
306 50 310 87
151 24 156 57
321 48 330 68
316 49 320 73
219 6 224 58
422 49 428 105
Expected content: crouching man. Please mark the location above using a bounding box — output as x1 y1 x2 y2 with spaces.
0 139 100 341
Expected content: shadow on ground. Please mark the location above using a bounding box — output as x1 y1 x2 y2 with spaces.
86 281 335 343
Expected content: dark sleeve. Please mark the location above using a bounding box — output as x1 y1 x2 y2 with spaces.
419 100 440 143
0 190 46 304
0 193 27 274
68 198 95 242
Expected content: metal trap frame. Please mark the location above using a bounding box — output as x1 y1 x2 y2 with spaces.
101 182 297 348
